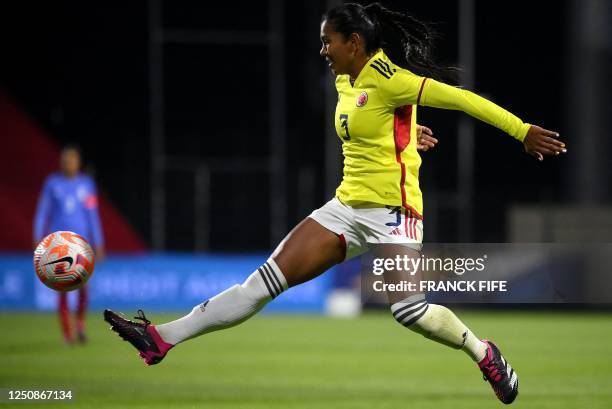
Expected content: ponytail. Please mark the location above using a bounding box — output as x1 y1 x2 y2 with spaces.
323 2 457 81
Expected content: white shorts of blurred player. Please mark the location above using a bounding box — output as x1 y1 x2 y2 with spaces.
309 197 423 261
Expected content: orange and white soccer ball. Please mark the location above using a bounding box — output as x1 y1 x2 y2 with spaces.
33 231 95 292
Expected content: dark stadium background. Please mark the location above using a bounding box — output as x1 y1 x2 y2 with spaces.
1 0 609 252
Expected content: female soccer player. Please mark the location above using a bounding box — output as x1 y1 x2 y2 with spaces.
104 3 565 404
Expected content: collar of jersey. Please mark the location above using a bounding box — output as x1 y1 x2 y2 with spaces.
348 48 384 88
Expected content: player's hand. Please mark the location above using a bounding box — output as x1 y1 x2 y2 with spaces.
523 125 566 161
416 125 438 152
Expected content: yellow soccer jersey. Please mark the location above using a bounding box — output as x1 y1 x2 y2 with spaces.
334 49 531 218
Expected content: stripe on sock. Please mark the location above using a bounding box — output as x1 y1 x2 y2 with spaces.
392 299 429 327
261 264 280 296
394 300 427 322
396 303 427 324
402 304 429 326
258 268 277 298
263 262 283 295
392 299 425 317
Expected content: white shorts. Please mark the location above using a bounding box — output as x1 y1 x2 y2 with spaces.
308 197 423 261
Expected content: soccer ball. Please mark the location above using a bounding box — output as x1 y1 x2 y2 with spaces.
33 231 95 292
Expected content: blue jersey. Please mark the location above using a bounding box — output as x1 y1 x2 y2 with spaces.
33 172 104 249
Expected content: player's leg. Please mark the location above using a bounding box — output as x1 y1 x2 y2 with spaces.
154 217 343 342
58 292 73 344
271 217 346 287
357 207 489 359
380 244 518 403
104 216 346 365
76 285 88 343
372 243 486 358
359 207 518 403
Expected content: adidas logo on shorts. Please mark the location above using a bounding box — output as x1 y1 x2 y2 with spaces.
389 228 402 236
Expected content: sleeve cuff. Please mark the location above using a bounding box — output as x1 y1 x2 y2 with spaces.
515 123 531 142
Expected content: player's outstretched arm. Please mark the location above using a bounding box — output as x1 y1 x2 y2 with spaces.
417 78 567 160
416 124 438 152
523 125 566 161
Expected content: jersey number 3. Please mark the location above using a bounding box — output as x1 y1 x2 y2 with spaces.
339 114 351 141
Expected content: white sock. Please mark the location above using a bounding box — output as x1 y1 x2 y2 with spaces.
391 297 487 362
462 328 488 362
156 259 287 345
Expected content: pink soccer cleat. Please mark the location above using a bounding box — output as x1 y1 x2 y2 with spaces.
104 309 173 365
478 340 519 404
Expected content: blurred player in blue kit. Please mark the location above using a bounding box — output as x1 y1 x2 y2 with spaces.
33 145 105 344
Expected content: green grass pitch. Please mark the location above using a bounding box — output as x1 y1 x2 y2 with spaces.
2 310 611 408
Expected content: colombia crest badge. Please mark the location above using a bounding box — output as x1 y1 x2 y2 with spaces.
356 91 368 107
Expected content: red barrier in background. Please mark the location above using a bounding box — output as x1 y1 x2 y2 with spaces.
0 90 147 252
